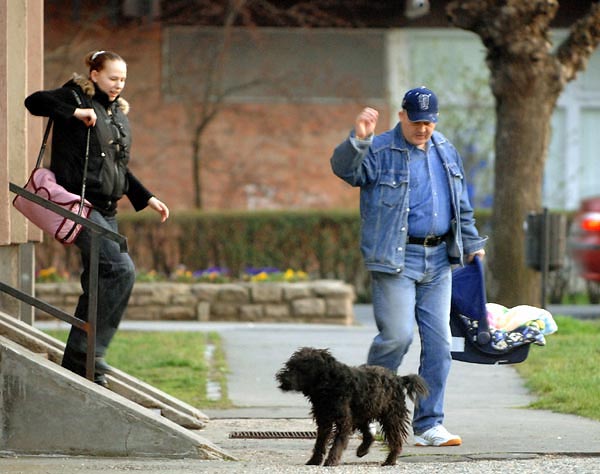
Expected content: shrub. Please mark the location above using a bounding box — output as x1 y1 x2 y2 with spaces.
34 209 493 301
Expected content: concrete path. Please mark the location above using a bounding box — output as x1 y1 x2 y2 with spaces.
19 304 600 473
197 305 600 456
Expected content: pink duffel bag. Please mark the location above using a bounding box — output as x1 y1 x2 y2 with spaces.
13 167 92 245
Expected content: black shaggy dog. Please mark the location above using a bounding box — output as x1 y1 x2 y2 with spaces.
276 347 428 467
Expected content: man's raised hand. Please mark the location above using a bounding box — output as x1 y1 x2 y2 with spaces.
355 107 379 139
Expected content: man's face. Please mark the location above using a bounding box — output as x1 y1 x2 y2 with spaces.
399 110 436 149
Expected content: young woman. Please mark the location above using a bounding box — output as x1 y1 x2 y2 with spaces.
25 50 169 386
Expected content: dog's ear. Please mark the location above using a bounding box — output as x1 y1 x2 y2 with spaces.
304 347 332 359
294 347 333 361
312 349 352 388
316 348 337 365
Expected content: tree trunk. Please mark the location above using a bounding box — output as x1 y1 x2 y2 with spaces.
444 0 595 307
489 83 558 306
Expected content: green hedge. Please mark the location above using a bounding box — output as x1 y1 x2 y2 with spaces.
35 210 367 295
35 209 493 301
126 209 363 278
38 209 600 304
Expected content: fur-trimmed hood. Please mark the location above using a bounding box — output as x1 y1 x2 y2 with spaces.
72 73 130 114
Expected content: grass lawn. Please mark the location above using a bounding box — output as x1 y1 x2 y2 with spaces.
45 315 600 420
515 315 600 421
45 330 232 409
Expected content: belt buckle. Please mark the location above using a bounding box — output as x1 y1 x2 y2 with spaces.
423 235 438 247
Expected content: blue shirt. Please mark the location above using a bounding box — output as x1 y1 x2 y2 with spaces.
337 124 486 272
407 142 452 238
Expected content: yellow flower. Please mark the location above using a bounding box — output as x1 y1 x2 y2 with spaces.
39 267 57 279
284 269 295 280
251 272 269 281
282 268 308 281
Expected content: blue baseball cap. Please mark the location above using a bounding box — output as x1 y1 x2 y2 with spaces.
401 87 439 123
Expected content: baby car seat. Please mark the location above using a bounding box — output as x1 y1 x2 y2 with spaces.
450 256 531 364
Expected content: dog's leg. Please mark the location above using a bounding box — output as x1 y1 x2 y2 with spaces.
356 422 374 458
323 420 352 466
380 412 409 466
382 440 402 466
306 422 332 465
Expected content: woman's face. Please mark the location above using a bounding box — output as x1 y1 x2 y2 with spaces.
90 59 127 102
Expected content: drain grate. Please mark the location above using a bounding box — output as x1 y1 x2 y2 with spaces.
229 430 316 439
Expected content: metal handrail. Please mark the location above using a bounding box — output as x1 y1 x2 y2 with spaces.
2 182 128 382
9 183 128 252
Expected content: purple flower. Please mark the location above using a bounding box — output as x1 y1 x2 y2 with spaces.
244 266 280 276
193 267 229 277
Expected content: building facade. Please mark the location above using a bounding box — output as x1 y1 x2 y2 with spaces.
39 2 600 212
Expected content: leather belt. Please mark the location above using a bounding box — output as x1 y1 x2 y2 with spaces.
407 235 446 247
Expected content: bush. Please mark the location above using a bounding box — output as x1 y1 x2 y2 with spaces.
36 209 524 301
34 209 372 298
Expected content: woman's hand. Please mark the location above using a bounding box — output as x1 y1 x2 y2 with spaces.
147 196 170 223
74 108 97 127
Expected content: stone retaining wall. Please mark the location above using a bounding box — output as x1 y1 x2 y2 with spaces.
35 280 356 325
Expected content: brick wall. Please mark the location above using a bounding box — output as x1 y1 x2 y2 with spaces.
43 19 390 212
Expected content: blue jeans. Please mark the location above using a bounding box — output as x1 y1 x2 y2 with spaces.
65 210 135 357
367 242 452 434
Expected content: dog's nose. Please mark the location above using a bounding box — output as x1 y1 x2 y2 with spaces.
276 374 293 391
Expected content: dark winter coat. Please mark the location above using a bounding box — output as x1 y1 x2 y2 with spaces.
24 74 152 216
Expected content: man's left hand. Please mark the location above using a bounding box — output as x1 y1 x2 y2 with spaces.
467 249 485 263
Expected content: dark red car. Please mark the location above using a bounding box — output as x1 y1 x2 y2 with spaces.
568 196 600 302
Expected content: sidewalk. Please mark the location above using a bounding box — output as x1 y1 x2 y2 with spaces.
200 304 600 453
12 304 600 473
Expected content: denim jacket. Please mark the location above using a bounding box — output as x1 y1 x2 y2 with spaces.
330 123 487 274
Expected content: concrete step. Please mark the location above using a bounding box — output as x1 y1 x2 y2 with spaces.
0 311 208 426
0 311 231 459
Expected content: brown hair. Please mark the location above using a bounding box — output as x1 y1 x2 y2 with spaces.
85 50 125 73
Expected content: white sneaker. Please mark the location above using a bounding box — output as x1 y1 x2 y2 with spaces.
414 425 462 447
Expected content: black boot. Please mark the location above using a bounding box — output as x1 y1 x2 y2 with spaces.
61 346 109 387
94 357 113 375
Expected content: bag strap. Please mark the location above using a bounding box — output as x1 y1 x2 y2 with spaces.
80 127 90 212
69 88 90 214
53 124 91 243
34 119 53 169
34 90 91 218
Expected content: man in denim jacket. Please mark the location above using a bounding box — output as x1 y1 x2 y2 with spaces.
331 87 487 447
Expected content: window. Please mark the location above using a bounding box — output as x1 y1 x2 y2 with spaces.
163 27 386 102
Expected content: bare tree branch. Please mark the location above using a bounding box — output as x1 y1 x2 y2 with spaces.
180 0 365 208
161 0 386 28
447 0 564 94
556 2 600 82
447 0 559 59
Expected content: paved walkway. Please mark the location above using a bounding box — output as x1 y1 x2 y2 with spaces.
12 304 600 473
199 305 600 453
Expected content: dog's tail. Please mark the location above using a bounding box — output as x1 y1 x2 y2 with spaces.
400 374 429 406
